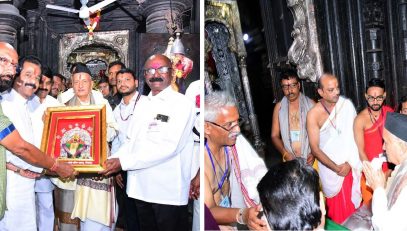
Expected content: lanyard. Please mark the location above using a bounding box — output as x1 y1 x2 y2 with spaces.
205 142 229 191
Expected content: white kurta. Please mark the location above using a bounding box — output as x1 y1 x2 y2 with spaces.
29 95 62 231
54 92 118 230
184 80 200 231
0 89 40 231
29 95 62 192
111 91 143 154
318 96 362 208
371 159 407 230
112 86 196 206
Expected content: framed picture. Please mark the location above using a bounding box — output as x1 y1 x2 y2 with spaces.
41 105 107 173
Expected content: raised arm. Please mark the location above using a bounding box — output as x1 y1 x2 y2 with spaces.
306 108 340 173
0 130 76 178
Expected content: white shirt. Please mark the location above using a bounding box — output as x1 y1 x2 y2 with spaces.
28 95 62 192
111 91 143 154
113 86 196 205
1 89 42 173
184 80 200 177
29 95 63 147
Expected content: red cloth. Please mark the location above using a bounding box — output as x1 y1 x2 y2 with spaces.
326 171 357 224
362 106 393 205
363 105 393 170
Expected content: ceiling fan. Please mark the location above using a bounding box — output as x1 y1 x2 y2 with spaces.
46 0 117 22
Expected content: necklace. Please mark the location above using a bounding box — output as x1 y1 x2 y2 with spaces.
367 107 382 124
287 101 302 158
368 107 384 139
119 93 141 121
321 99 337 130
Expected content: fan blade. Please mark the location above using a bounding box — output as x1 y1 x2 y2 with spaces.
88 0 117 13
46 4 79 14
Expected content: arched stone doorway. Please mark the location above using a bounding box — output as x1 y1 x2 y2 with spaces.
58 30 129 80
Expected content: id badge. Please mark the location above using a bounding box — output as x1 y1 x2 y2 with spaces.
290 130 300 142
219 195 231 208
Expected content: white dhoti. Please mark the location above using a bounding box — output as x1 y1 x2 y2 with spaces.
0 171 36 231
36 190 54 231
318 96 362 208
35 177 55 231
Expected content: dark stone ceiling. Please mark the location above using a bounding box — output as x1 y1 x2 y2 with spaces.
14 0 195 34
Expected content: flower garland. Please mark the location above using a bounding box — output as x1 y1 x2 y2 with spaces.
86 11 101 41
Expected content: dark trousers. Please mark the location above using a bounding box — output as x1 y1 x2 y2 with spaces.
134 199 188 231
116 172 140 231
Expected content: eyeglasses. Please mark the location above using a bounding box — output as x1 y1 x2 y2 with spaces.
144 66 172 76
0 56 18 69
206 119 244 132
281 82 298 90
366 95 384 102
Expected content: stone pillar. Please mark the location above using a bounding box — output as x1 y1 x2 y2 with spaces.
0 2 25 46
143 0 191 33
364 0 385 80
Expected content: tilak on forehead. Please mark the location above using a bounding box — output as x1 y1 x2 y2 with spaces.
148 62 164 69
146 55 170 69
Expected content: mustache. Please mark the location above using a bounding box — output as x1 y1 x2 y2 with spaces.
37 88 48 92
149 77 163 83
24 83 37 88
369 104 383 111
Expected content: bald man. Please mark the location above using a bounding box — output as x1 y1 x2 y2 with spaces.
0 42 76 230
101 54 196 231
306 73 361 223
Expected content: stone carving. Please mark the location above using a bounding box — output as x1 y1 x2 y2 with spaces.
205 0 264 153
287 0 323 82
59 30 129 79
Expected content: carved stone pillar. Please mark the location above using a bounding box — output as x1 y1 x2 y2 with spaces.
238 56 263 153
143 0 191 33
26 11 38 55
205 1 264 154
0 3 25 46
364 0 385 80
287 0 323 82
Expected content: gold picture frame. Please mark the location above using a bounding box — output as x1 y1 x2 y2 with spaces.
41 105 107 173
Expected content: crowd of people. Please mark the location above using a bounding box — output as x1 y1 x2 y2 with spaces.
2 35 407 231
204 71 407 230
0 42 200 231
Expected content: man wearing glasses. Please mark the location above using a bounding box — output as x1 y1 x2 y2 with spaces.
101 54 196 231
204 91 268 230
354 78 393 206
271 70 315 163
